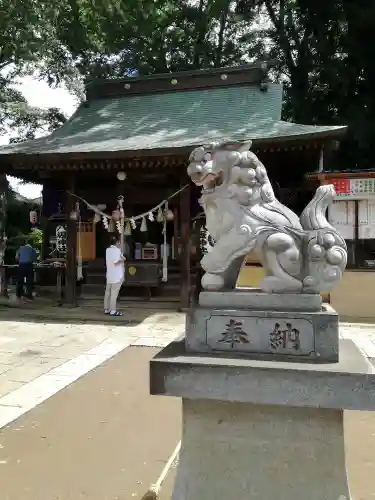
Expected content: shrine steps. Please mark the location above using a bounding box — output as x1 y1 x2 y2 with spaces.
83 262 197 302
81 284 181 302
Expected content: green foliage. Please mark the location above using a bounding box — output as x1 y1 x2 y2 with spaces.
27 228 43 252
236 0 375 169
0 0 72 142
1 182 41 263
53 0 271 80
0 0 375 169
0 79 67 142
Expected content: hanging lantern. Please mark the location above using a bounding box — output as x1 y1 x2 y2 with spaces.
112 209 121 222
130 218 137 229
29 210 38 225
148 211 154 221
55 225 67 253
117 171 127 181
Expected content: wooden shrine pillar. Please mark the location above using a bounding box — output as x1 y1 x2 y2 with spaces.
40 182 49 261
179 181 191 310
65 175 77 306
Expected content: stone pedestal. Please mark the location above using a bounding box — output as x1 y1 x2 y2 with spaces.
186 290 338 362
174 401 348 500
150 338 375 499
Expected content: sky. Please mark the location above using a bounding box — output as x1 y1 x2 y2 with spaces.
4 76 78 200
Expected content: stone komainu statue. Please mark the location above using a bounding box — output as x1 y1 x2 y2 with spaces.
187 140 347 294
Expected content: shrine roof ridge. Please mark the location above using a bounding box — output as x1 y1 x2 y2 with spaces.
308 168 375 179
85 60 277 100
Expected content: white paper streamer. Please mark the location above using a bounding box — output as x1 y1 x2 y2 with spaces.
140 217 147 232
157 206 164 223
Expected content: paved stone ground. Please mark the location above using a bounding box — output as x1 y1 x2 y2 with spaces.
0 317 372 393
0 347 182 500
0 315 374 499
0 311 185 391
0 314 374 429
0 311 185 428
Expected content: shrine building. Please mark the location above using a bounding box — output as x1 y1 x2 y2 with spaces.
0 61 348 311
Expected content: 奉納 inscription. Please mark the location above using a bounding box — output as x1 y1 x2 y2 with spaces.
205 314 315 356
269 322 300 351
218 319 250 349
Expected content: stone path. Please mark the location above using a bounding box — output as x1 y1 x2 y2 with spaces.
340 322 375 359
0 311 185 429
0 314 373 430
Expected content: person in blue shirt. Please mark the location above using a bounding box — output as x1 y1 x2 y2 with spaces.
15 238 37 300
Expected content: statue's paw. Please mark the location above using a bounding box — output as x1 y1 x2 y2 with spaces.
201 273 225 291
326 246 346 266
302 276 319 290
261 276 303 293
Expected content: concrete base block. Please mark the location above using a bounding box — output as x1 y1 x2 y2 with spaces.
150 339 375 410
150 339 375 499
186 303 339 362
199 289 322 311
172 399 351 500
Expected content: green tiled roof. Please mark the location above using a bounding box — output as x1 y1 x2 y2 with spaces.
0 84 346 156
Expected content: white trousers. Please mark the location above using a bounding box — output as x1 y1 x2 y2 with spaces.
104 280 123 312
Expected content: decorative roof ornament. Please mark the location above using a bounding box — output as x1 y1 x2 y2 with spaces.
187 140 347 293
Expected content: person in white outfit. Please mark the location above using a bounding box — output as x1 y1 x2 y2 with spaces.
104 236 125 316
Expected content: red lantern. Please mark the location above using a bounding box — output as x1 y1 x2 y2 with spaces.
112 209 121 222
29 210 37 225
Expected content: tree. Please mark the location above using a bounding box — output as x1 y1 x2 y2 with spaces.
2 0 374 170
0 0 269 141
0 78 67 142
0 0 76 142
236 0 375 169
53 0 271 81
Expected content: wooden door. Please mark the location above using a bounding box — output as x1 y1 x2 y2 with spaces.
77 221 96 261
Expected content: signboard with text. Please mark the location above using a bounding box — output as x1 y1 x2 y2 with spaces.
331 178 375 199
